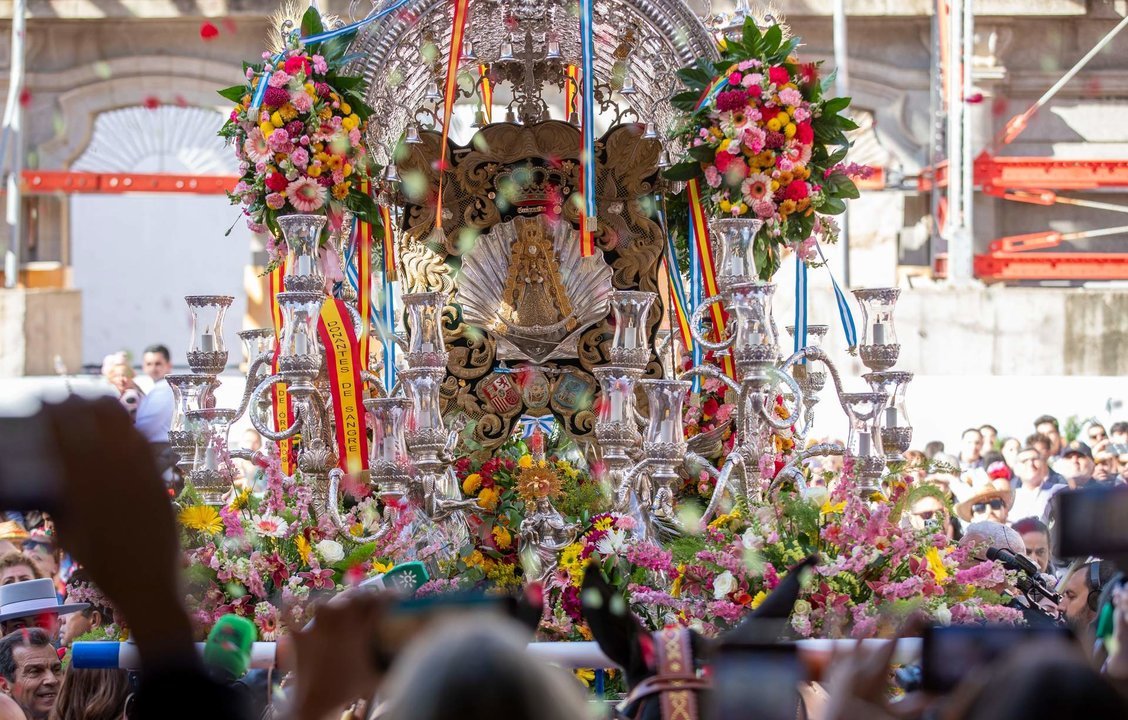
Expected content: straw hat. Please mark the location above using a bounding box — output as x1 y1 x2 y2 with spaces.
955 479 1014 522
0 522 28 543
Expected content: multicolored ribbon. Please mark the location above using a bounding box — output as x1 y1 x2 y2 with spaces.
356 195 373 374
379 205 396 279
693 73 733 113
816 244 858 350
687 218 704 390
380 273 397 394
317 298 370 473
687 179 736 379
479 63 493 123
657 199 693 354
250 0 414 110
268 264 295 475
434 0 471 232
578 0 597 258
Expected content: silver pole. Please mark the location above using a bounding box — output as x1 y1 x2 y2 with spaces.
960 0 974 279
946 0 971 283
833 0 850 286
2 0 26 288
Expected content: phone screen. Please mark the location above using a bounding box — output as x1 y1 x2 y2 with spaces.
711 644 801 720
922 625 1071 693
1054 485 1128 558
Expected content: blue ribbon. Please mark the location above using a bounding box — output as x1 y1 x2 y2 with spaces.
517 414 555 439
251 0 414 111
816 244 858 349
687 220 703 391
793 258 807 361
380 275 397 393
579 0 597 224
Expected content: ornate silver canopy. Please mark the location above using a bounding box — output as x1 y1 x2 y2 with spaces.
348 0 718 163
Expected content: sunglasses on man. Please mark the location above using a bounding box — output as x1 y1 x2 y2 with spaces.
972 499 1005 514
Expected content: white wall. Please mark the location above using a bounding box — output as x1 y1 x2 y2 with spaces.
70 194 252 369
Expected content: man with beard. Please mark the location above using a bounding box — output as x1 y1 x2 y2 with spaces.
1058 561 1117 650
0 628 61 720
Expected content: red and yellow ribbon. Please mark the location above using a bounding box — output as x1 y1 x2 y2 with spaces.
317 298 369 474
434 0 471 232
269 263 296 474
688 179 735 379
479 63 493 123
379 205 396 279
357 182 373 374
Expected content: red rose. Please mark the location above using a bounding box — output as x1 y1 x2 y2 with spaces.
784 181 809 201
284 55 312 77
703 397 719 418
265 173 288 192
712 150 733 173
768 66 790 86
795 121 814 145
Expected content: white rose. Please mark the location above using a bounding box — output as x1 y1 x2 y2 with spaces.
316 539 345 564
793 599 811 616
713 570 738 600
802 485 829 507
934 604 952 626
741 527 763 551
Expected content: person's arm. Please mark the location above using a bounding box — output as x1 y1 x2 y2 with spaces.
42 397 250 720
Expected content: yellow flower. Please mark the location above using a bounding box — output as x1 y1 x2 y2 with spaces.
304 82 316 96
718 138 731 153
593 516 614 531
340 102 352 115
270 111 284 128
342 163 353 178
295 534 312 565
307 164 322 178
719 199 732 213
229 490 252 512
492 525 513 550
342 114 360 131
462 473 482 495
765 117 782 133
259 122 275 138
750 591 768 609
477 487 500 511
784 123 797 139
925 547 949 583
518 455 533 469
372 559 394 574
464 550 485 568
779 199 797 215
179 505 222 535
575 668 596 687
279 104 298 122
331 182 351 201
820 500 847 516
670 564 686 598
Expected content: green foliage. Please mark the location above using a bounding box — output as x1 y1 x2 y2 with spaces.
669 534 708 566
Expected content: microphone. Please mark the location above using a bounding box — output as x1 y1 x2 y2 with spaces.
986 547 1041 577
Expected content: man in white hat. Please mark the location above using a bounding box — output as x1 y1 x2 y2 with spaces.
0 579 88 643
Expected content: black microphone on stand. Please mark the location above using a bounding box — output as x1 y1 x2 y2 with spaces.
986 546 1041 576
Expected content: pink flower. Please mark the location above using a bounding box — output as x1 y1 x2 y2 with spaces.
267 130 292 153
791 106 811 123
348 128 362 145
311 54 328 74
267 70 292 88
263 86 290 108
286 177 327 213
796 236 818 262
299 568 335 590
778 88 803 107
266 192 286 210
741 126 766 154
243 128 271 163
252 514 289 538
291 91 314 114
768 66 790 86
753 199 776 219
290 147 309 169
741 72 763 88
715 89 748 112
704 165 722 188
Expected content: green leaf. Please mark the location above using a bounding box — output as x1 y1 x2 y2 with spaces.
820 196 847 215
218 85 247 103
825 172 860 200
687 144 715 163
827 145 849 166
742 19 763 48
333 541 378 573
300 5 325 38
663 162 703 182
836 115 860 131
676 65 712 91
329 74 365 91
762 25 783 54
671 90 703 113
823 96 851 115
820 68 838 95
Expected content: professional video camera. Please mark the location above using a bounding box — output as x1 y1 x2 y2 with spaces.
985 546 1063 626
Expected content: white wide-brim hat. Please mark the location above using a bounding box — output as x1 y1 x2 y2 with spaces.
0 578 88 623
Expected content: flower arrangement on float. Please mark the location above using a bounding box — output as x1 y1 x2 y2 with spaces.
665 18 871 279
218 7 378 259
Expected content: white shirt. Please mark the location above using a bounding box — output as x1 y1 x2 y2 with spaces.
134 379 174 443
1009 482 1064 524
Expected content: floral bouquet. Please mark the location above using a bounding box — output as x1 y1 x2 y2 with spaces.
666 19 866 279
219 7 379 257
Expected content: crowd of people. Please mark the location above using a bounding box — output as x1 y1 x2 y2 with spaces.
12 362 1127 718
